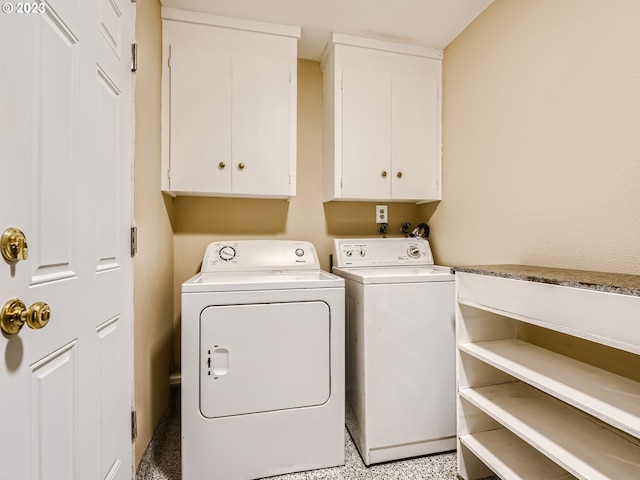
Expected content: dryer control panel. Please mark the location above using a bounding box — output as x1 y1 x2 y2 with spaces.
201 240 320 272
333 238 434 268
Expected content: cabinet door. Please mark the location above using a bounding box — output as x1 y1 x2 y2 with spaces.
232 53 292 197
169 45 232 194
392 73 439 200
341 67 392 200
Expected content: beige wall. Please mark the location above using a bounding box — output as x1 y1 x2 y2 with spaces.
421 0 640 274
172 59 425 366
133 0 175 466
422 0 640 378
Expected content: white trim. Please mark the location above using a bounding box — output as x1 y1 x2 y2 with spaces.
329 33 443 60
161 7 301 39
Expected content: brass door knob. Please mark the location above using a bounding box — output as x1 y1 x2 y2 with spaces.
381 171 388 178
26 302 51 330
1 227 29 262
397 171 403 179
218 162 226 170
1 299 51 335
237 163 245 171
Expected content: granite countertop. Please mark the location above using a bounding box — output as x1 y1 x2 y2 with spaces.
451 264 640 297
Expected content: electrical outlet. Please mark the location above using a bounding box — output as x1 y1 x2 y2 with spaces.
376 205 388 224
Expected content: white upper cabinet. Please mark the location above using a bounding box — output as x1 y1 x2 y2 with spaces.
161 9 300 198
322 34 443 203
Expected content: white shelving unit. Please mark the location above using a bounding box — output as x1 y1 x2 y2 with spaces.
455 268 640 480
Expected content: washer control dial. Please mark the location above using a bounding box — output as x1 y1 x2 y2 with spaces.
295 248 305 257
407 245 421 258
218 245 236 262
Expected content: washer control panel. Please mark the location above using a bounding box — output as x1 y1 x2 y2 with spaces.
333 238 434 268
201 240 319 272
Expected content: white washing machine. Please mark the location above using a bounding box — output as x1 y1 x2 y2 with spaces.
332 237 456 465
181 240 345 480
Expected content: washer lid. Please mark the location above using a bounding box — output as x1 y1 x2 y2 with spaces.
332 265 454 284
182 270 344 292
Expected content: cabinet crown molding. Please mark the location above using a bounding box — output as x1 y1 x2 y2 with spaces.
161 7 301 39
321 32 442 68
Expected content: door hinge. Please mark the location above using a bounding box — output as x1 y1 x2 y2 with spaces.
131 43 138 72
131 411 138 440
130 226 138 257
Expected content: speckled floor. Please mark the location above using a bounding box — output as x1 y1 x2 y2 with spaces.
136 400 495 480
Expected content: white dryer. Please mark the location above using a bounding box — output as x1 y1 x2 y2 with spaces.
182 240 345 480
332 237 456 465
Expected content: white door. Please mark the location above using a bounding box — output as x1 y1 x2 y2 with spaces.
0 0 135 478
169 45 233 195
232 53 292 197
341 66 392 200
391 73 439 201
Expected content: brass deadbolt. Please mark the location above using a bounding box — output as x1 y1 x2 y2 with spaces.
1 227 29 262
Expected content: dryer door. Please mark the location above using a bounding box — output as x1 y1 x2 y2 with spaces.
200 301 331 418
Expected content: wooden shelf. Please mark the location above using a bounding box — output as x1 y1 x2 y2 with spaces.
460 382 640 480
459 339 640 438
460 428 576 480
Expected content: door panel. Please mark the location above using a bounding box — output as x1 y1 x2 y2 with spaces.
32 12 79 285
95 66 121 272
30 342 79 480
99 0 123 54
97 316 128 480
